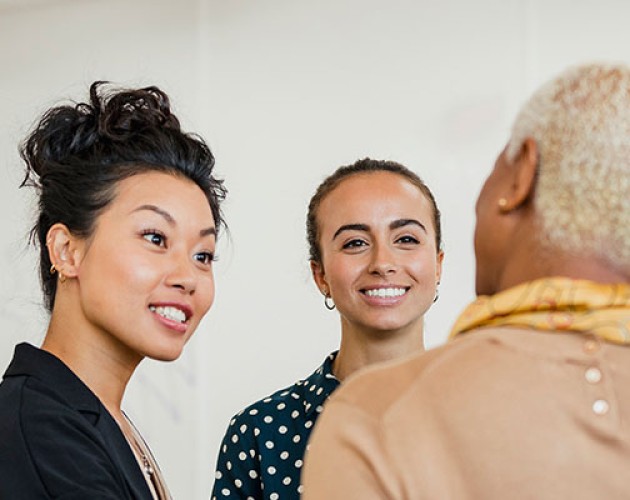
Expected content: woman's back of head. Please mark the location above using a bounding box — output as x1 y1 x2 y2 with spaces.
507 64 630 274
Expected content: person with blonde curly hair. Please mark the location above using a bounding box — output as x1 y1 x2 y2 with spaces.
303 63 630 499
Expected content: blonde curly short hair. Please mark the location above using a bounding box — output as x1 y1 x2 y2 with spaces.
507 63 630 272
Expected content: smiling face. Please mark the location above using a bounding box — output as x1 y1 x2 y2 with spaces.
311 171 443 336
69 171 217 363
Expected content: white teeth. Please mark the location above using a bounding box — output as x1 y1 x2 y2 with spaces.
149 305 187 323
365 288 407 298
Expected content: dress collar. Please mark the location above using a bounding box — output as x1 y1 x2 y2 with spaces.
299 351 340 417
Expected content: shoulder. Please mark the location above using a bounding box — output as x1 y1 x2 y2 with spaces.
327 328 532 420
227 354 336 428
0 368 126 498
1 371 95 435
228 379 306 426
5 373 107 465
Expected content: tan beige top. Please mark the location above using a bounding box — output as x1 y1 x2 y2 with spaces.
302 328 630 499
124 415 172 500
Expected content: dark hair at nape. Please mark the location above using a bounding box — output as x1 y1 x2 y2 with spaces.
20 81 227 312
306 157 441 264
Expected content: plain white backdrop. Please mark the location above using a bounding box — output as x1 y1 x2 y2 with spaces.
1 0 629 497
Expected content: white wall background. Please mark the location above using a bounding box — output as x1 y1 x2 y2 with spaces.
1 0 628 497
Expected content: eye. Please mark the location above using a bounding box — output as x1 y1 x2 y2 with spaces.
396 235 420 245
342 238 368 250
194 252 216 265
142 230 167 247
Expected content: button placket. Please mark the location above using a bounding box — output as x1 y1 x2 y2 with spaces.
582 337 610 417
585 366 602 384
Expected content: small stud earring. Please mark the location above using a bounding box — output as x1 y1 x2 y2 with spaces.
498 198 508 210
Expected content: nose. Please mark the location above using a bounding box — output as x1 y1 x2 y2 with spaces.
166 253 197 295
368 242 397 276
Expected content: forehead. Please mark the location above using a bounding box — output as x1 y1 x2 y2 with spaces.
318 171 434 230
105 171 214 225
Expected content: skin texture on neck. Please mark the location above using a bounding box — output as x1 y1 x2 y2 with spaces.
41 282 140 421
332 315 425 382
495 219 630 293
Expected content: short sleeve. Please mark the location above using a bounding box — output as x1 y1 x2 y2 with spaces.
211 412 262 499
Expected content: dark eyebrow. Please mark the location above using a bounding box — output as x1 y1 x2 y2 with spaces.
132 204 175 224
332 219 427 241
132 204 216 238
390 219 427 233
200 227 217 238
332 223 370 240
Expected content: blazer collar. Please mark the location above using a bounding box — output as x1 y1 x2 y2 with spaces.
4 343 153 499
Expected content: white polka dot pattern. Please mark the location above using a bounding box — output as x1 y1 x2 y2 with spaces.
211 352 340 499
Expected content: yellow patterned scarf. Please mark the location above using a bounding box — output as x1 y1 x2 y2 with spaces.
450 277 630 345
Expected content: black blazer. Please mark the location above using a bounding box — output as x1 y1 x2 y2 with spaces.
0 343 153 500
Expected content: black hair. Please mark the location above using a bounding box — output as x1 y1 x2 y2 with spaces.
306 157 441 264
20 81 227 311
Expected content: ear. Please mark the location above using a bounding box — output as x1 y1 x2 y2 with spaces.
310 260 329 296
501 137 539 212
46 223 85 279
435 250 444 284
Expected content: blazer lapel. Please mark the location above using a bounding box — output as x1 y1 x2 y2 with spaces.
95 409 154 500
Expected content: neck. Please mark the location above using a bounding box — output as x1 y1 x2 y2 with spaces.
489 215 630 293
41 296 141 417
497 245 630 295
333 319 424 381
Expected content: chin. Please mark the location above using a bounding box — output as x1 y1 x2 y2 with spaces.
145 344 185 362
365 319 417 334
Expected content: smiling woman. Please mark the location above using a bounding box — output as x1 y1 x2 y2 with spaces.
210 158 442 499
0 82 226 499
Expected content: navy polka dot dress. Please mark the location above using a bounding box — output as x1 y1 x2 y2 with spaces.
211 352 340 499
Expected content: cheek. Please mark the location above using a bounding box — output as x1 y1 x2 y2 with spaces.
197 274 216 314
83 245 163 297
407 251 441 284
326 256 359 290
117 255 164 290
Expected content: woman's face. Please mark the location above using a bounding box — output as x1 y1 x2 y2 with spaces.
312 171 443 335
71 171 216 362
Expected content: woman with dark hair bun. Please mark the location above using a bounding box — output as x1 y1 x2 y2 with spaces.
0 82 226 499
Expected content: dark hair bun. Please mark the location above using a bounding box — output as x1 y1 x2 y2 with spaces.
97 83 181 140
21 82 183 182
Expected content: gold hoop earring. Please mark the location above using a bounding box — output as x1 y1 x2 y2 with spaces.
51 264 67 283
